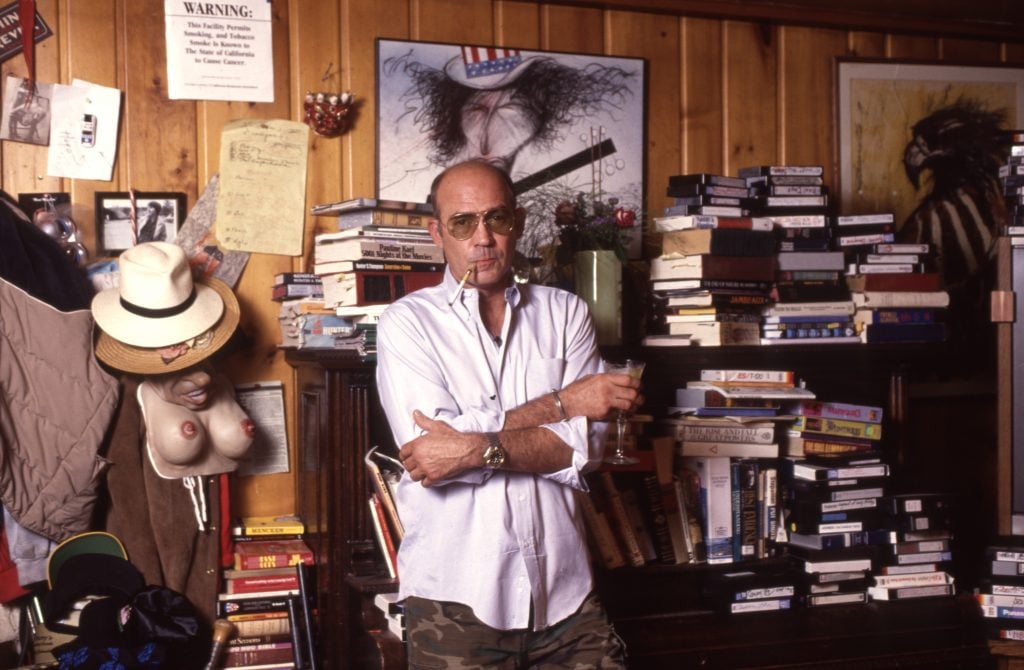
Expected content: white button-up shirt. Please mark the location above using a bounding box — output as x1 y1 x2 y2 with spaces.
375 269 607 631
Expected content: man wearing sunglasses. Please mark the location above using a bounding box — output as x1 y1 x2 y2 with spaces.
376 159 638 668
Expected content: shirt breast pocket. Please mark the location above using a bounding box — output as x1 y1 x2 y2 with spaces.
524 358 566 399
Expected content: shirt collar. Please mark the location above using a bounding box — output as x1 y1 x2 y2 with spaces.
442 266 523 311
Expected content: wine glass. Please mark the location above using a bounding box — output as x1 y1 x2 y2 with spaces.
604 359 645 465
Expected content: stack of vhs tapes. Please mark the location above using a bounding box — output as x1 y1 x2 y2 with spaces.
977 539 1024 640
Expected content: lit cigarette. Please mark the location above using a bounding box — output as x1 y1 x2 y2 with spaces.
449 265 475 306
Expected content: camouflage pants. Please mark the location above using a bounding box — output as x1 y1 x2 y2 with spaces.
403 592 627 669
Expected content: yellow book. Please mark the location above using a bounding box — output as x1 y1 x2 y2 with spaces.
233 515 306 537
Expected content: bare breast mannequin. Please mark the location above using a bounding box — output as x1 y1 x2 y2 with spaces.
137 365 255 479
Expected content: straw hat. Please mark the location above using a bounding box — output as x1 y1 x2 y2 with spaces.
91 242 240 375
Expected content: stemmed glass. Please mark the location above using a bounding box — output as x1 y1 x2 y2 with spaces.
604 359 645 465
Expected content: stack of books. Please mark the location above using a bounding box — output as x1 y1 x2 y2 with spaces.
782 399 884 459
307 198 445 360
277 296 355 350
867 493 956 601
220 515 314 669
271 271 324 303
664 172 749 218
365 447 404 580
311 196 432 229
671 372 815 563
1000 131 1024 236
740 165 830 220
839 213 948 343
760 297 858 346
977 539 1024 640
700 562 799 614
647 175 778 347
780 454 891 607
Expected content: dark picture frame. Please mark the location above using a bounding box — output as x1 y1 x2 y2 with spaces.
95 191 186 255
834 58 1024 225
375 38 647 260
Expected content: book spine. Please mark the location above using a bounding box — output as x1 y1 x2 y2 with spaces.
793 400 884 423
692 456 733 564
792 416 883 440
274 272 321 285
576 489 627 569
640 474 682 564
681 424 776 444
219 596 294 617
232 615 292 637
314 238 445 264
369 493 398 579
620 486 658 563
226 575 301 594
234 549 314 571
598 472 647 567
366 460 405 541
737 461 758 560
321 270 441 307
677 467 707 563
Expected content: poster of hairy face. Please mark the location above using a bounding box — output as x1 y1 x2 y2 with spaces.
376 39 646 260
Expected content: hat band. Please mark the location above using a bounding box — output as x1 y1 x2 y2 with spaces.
120 288 197 319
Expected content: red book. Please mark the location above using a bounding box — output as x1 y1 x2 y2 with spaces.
233 539 314 571
846 272 942 292
369 493 399 579
225 572 301 595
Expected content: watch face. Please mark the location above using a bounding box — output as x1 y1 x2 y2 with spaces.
484 433 506 468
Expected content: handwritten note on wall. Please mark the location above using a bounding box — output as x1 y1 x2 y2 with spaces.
215 119 308 256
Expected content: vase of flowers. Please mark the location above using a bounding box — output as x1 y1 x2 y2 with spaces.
554 193 636 345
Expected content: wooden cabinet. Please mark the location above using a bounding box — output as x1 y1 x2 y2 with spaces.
288 341 997 668
286 350 397 670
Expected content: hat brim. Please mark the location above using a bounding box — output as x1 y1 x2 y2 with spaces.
94 277 240 375
442 55 540 90
47 531 128 589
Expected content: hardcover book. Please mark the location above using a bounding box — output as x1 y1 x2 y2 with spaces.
319 269 442 307
233 515 306 537
233 539 315 571
313 234 444 264
650 255 776 282
659 228 777 257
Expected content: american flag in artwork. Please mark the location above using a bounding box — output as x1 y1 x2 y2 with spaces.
460 46 522 79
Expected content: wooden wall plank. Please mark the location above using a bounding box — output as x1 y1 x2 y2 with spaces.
605 9 679 219
723 20 777 174
290 0 342 252
413 0 492 43
496 1 540 49
61 0 118 250
681 16 723 176
779 25 847 186
941 37 1003 63
848 31 885 58
888 34 939 60
122 0 196 195
196 0 295 517
540 4 603 53
341 0 411 202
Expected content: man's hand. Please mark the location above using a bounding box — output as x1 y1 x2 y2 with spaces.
558 372 644 422
400 410 479 487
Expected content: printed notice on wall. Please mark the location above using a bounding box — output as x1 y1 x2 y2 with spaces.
235 381 289 476
163 0 273 102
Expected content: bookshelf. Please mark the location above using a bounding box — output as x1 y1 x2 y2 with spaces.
288 340 996 668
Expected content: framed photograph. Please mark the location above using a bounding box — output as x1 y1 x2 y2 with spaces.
835 59 1024 227
376 39 647 261
0 75 54 145
95 192 186 255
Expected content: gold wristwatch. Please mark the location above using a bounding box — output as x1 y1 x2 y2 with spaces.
483 432 507 469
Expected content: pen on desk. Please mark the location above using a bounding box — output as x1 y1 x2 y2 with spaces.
449 265 475 306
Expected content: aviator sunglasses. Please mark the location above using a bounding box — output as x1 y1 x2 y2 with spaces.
444 207 518 240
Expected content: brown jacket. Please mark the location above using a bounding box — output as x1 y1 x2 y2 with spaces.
0 277 118 541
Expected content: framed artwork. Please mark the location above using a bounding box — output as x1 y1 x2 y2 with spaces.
95 192 186 255
835 59 1024 228
376 38 647 262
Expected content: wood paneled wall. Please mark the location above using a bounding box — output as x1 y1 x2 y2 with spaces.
8 0 1019 517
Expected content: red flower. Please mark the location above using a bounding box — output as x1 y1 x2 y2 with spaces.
614 207 636 228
